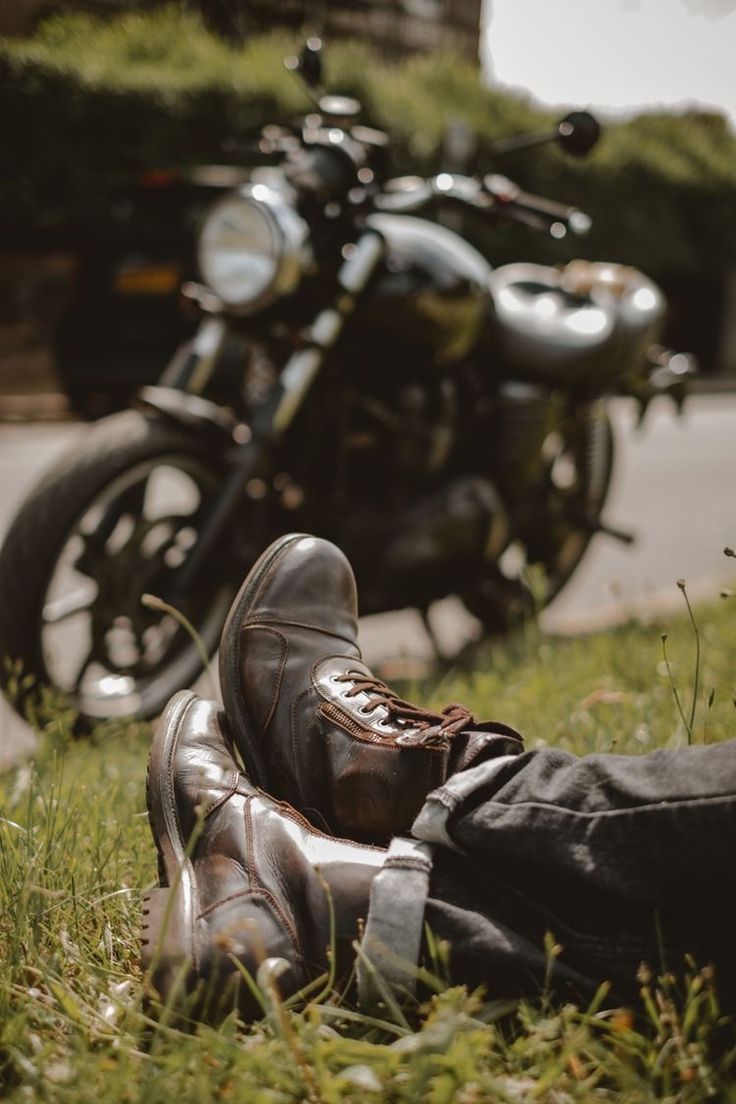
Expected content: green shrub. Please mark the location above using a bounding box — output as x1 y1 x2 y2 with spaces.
2 5 736 278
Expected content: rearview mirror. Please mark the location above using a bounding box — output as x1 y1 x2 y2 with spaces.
284 37 324 90
556 111 601 156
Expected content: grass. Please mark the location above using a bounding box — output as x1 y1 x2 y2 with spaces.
1 588 736 1101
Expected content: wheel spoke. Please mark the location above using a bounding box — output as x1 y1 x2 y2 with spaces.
42 586 96 625
24 428 238 722
73 528 111 579
96 481 148 542
71 637 98 693
75 479 150 571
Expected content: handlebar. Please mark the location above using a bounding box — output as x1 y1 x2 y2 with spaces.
374 172 591 237
256 115 592 238
282 39 598 233
483 174 592 237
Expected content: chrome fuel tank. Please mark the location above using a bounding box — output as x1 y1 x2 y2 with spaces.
343 214 491 372
488 260 667 387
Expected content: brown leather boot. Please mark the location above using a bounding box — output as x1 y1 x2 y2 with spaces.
141 689 385 1022
219 533 523 843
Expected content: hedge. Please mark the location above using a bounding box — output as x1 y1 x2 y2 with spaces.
3 5 736 280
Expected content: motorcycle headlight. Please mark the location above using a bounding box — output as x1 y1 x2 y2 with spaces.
197 183 309 314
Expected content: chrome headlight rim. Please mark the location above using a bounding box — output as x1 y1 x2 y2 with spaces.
197 183 308 316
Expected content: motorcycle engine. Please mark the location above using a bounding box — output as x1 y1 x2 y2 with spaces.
347 378 458 478
389 475 504 570
346 473 506 612
336 378 506 608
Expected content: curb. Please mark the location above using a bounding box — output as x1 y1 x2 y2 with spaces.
0 391 72 422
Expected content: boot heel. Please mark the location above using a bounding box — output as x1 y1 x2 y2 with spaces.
141 883 197 1013
140 887 173 971
141 884 192 969
142 886 200 1019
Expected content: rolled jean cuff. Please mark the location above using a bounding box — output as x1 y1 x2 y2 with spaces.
357 837 433 1007
411 753 521 852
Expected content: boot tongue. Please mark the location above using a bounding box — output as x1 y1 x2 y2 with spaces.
394 702 475 747
316 657 525 766
330 668 476 746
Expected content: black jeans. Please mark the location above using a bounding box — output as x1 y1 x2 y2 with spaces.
417 742 736 1008
359 740 736 1011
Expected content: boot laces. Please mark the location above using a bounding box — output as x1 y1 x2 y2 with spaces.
334 671 475 748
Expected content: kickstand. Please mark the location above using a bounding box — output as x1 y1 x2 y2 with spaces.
420 606 445 664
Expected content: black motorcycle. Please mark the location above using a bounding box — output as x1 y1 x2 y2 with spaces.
0 41 694 726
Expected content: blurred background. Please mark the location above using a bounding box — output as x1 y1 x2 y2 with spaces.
1 0 734 766
1 0 735 415
484 0 736 126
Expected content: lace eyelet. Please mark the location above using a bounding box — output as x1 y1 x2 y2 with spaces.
375 717 395 732
358 703 376 716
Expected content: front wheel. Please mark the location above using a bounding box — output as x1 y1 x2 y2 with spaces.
0 409 248 727
462 403 615 633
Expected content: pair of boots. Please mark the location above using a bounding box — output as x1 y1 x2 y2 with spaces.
141 534 522 1020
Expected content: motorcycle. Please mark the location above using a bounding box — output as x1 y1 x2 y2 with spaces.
0 40 695 727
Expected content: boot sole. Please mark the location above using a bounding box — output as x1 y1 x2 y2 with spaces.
141 689 199 998
219 532 308 789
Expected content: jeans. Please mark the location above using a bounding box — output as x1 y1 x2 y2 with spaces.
359 741 736 1010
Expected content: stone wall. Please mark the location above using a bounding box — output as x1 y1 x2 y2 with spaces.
318 0 482 60
201 0 482 60
0 254 77 402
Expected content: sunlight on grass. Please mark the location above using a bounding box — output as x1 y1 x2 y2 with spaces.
1 594 735 1099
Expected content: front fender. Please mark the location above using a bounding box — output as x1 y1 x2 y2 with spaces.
136 385 243 439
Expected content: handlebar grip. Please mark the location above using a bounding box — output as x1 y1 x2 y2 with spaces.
485 174 591 235
516 191 592 236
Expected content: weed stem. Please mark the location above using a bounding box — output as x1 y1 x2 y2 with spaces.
660 633 691 743
677 580 701 743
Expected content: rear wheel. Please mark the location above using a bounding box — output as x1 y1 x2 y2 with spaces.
0 409 246 727
463 403 615 633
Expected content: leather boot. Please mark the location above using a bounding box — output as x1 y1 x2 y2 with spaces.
219 533 523 842
141 689 385 1022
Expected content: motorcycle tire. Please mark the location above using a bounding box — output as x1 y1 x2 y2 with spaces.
0 408 241 730
463 404 615 634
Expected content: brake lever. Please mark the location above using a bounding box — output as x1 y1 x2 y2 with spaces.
483 174 591 237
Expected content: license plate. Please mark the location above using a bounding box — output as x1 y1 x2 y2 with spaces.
113 262 181 296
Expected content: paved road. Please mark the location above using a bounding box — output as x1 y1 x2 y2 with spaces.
1 393 734 767
359 393 736 660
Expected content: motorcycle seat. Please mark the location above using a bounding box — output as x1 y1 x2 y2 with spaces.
489 261 665 385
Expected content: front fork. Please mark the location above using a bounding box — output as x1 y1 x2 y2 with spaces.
160 230 386 589
160 315 230 393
